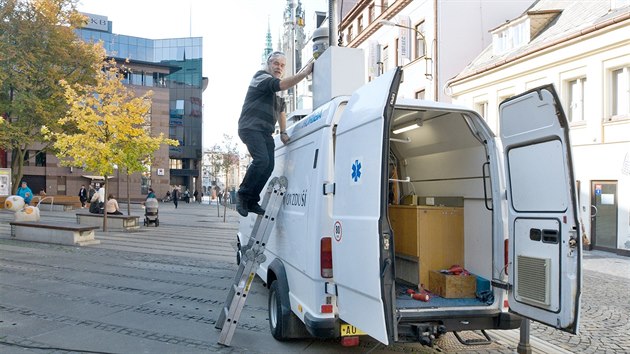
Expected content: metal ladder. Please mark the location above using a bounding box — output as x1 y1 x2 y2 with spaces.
216 176 288 346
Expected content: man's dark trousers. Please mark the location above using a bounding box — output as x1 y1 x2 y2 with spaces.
238 129 275 206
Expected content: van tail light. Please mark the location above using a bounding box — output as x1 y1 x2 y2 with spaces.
504 239 509 275
321 304 333 313
321 237 333 278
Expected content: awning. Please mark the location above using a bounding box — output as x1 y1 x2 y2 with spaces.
81 175 114 180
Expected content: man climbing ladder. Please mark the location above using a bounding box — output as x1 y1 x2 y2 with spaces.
216 176 288 346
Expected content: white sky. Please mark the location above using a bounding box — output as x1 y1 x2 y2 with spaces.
77 0 327 152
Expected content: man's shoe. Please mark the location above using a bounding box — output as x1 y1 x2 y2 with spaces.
248 203 265 216
236 195 248 217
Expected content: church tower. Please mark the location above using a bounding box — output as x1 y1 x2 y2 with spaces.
261 18 274 66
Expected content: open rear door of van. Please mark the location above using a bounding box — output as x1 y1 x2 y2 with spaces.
331 68 402 345
499 85 581 333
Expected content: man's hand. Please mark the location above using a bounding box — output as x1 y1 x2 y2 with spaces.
303 62 313 76
280 132 290 145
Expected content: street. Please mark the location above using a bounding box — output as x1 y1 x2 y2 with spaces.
0 202 628 353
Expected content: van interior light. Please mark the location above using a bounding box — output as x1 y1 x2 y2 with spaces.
392 118 423 134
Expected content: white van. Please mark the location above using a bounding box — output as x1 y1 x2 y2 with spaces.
237 68 581 346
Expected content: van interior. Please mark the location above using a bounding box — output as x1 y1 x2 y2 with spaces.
387 102 496 310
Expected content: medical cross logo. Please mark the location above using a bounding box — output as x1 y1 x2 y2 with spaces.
352 159 362 182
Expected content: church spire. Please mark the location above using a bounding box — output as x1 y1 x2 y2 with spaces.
261 16 273 65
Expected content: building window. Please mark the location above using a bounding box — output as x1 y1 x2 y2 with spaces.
611 66 629 118
35 151 46 167
358 15 363 33
475 101 489 120
153 72 167 87
492 19 530 55
347 25 353 43
415 90 425 99
144 72 153 86
382 45 389 72
141 166 151 194
130 72 143 86
369 4 375 23
170 99 185 118
169 159 183 169
414 21 426 59
567 77 586 123
381 0 389 11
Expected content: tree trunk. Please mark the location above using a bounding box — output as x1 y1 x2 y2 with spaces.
10 147 26 194
126 170 131 216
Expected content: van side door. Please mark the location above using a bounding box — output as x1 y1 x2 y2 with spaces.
331 68 402 345
499 84 581 333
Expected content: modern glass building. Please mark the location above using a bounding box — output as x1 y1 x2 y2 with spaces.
75 12 206 198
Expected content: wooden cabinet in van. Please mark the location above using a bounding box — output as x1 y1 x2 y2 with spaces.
388 205 464 287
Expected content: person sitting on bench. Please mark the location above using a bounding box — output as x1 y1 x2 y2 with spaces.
105 194 123 215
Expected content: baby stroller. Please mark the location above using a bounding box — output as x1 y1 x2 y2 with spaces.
144 198 159 226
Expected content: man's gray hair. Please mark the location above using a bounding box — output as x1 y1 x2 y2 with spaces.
263 51 286 73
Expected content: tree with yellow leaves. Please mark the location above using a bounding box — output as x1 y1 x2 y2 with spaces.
0 0 104 193
43 60 178 231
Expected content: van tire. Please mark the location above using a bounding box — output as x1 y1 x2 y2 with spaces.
268 280 287 340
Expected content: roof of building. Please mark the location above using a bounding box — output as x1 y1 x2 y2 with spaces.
450 0 630 84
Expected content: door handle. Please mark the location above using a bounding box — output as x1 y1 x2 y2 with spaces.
590 205 598 218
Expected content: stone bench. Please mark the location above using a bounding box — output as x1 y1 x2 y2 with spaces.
32 195 83 210
76 213 140 230
1 195 82 210
9 221 100 246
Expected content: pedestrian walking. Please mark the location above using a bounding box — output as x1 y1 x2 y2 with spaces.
193 190 198 203
89 185 104 214
172 188 179 209
78 185 88 208
236 51 312 216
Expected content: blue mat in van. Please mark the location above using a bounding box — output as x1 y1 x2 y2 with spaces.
395 283 488 309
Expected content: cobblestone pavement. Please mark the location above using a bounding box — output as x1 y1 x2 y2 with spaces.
528 251 630 353
0 202 628 353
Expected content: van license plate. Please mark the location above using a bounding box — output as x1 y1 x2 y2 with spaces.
340 324 365 336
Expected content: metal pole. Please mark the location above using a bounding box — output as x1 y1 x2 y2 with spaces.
328 0 336 47
517 319 532 354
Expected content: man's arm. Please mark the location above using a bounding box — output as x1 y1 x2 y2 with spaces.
279 111 290 144
279 62 313 91
279 111 287 133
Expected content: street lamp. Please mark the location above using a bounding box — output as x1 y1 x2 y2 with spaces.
378 19 433 80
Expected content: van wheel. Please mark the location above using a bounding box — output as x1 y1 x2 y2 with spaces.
269 280 287 340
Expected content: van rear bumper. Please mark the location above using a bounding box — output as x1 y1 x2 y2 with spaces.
398 310 522 334
304 312 339 338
